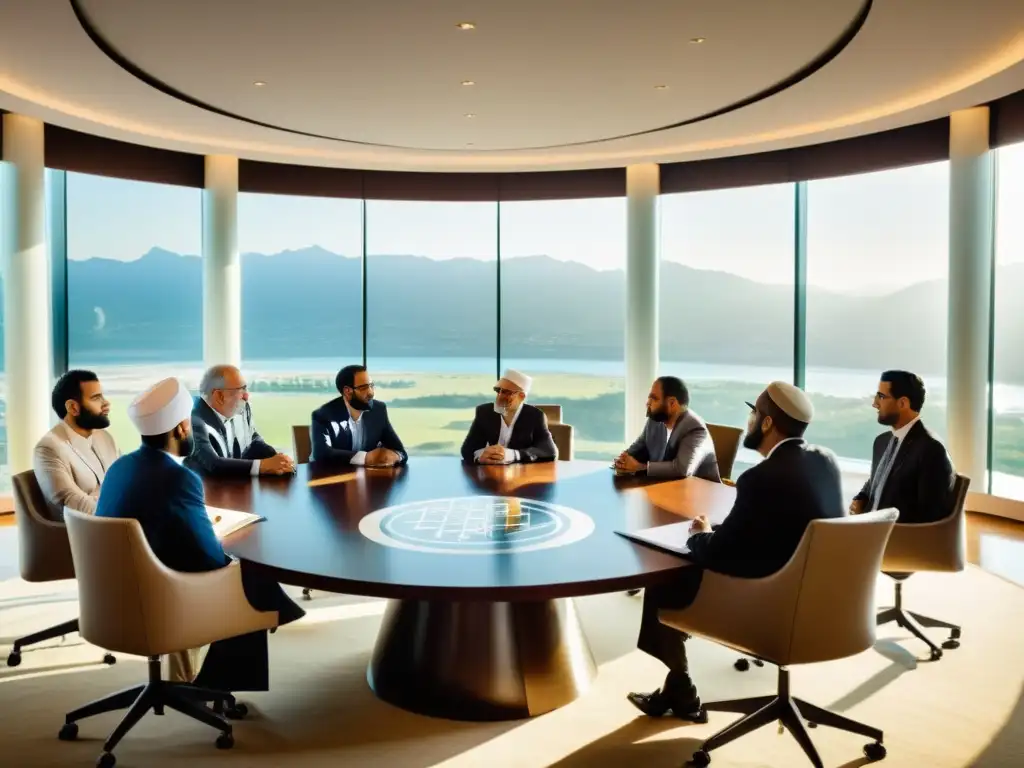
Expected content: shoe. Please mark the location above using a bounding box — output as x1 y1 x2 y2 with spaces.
627 689 707 723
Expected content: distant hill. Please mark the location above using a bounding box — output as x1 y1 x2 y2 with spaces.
0 246 1020 383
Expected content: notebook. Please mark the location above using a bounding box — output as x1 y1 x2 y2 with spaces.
206 506 265 539
615 521 694 558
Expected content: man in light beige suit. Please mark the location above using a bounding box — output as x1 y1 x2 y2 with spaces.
33 370 120 518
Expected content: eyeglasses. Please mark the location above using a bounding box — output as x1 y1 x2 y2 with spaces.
352 382 375 392
493 386 521 397
219 385 248 394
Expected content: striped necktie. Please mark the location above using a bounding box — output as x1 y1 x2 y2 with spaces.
870 435 899 511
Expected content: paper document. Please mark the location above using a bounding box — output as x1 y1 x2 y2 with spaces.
616 521 694 558
206 506 265 539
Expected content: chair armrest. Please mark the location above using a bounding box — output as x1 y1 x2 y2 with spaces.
144 560 279 656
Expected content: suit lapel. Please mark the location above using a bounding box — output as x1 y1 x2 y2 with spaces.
198 399 230 456
57 423 105 482
887 420 923 485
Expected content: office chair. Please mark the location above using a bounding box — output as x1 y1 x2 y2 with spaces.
549 422 575 461
291 425 315 600
706 423 743 483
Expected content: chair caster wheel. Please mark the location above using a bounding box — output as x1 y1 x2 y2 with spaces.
942 639 960 650
691 749 711 766
864 741 886 761
929 648 943 661
626 589 641 597
216 731 235 750
103 653 116 665
7 651 21 667
224 702 248 719
950 628 961 640
734 658 750 672
302 589 313 601
97 751 116 768
59 722 79 741
807 722 817 729
752 659 764 667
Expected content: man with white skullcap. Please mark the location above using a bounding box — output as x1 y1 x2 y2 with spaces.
97 378 304 693
460 369 557 464
628 381 843 722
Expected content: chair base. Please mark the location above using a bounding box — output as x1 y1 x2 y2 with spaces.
6 617 117 668
302 588 313 601
60 656 235 766
877 579 961 660
691 668 884 768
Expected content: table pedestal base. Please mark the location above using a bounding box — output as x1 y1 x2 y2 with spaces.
368 597 597 721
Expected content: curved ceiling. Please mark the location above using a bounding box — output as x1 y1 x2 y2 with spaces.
0 1 1023 171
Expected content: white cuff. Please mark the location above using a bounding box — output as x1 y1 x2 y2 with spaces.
506 450 520 464
473 447 487 462
250 460 260 476
351 451 367 466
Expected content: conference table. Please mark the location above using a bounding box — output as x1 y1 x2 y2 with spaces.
206 457 736 721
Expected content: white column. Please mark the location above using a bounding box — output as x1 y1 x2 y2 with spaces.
1 114 51 474
625 164 660 441
203 155 241 367
947 107 994 485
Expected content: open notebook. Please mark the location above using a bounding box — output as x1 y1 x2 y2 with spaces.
615 521 693 558
206 506 265 539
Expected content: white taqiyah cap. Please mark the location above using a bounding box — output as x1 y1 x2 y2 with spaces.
501 368 533 394
128 378 194 436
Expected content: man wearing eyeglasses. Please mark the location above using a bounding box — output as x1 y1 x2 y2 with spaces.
460 369 557 464
186 365 294 477
850 370 954 523
310 365 407 466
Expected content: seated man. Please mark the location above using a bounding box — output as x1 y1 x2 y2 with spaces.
34 370 120 518
185 365 294 477
851 370 955 523
614 376 721 481
628 381 842 721
460 369 557 465
311 365 407 466
97 377 304 692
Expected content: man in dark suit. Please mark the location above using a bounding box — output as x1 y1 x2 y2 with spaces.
614 376 721 481
185 365 294 478
97 378 303 692
311 365 407 466
851 370 955 523
460 369 557 464
628 381 843 722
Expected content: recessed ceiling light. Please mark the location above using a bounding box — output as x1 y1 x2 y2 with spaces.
467 142 475 146
654 84 669 90
464 113 476 119
253 81 266 87
456 22 476 30
690 37 706 44
461 80 476 86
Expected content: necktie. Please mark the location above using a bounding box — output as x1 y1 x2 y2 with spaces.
232 436 242 459
870 435 899 511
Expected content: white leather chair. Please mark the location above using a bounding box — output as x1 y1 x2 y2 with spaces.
659 509 898 768
59 509 279 768
7 470 115 668
876 473 970 660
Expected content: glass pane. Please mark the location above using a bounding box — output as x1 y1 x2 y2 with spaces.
993 143 1024 500
500 198 626 460
0 173 5 493
66 173 202 451
366 200 497 456
238 193 363 457
659 184 795 476
806 162 949 489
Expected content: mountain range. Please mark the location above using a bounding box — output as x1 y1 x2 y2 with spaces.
0 245 1020 383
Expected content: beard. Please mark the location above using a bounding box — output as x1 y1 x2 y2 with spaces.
742 412 767 450
877 410 898 426
349 394 373 412
647 407 669 423
179 433 196 457
76 410 110 430
494 402 507 417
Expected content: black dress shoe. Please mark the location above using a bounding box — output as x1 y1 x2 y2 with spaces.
627 689 707 723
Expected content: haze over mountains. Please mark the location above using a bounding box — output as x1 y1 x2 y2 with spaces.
3 245 1018 383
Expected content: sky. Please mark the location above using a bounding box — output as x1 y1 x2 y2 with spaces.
59 147 1024 293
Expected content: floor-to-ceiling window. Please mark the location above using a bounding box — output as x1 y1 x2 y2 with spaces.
659 184 795 476
499 197 626 459
365 200 497 456
238 193 363 457
66 173 202 450
993 142 1024 500
806 162 950 479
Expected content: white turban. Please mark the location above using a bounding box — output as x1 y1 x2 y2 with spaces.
501 368 533 394
128 378 194 436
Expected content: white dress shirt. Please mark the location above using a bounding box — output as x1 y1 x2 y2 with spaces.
211 406 259 476
474 405 523 464
347 408 368 466
766 436 803 460
869 415 921 510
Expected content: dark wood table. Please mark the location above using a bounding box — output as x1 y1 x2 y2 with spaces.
206 457 736 721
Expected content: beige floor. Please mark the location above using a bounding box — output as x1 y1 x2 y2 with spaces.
1 568 1022 768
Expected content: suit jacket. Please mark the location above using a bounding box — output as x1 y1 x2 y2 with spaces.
626 409 721 481
185 398 277 477
460 403 557 464
310 397 407 464
33 421 121 518
686 439 844 580
853 420 955 524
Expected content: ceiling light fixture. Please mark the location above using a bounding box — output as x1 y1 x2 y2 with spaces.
690 37 706 44
464 113 476 118
461 80 476 86
456 22 476 30
654 84 669 90
253 81 266 87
